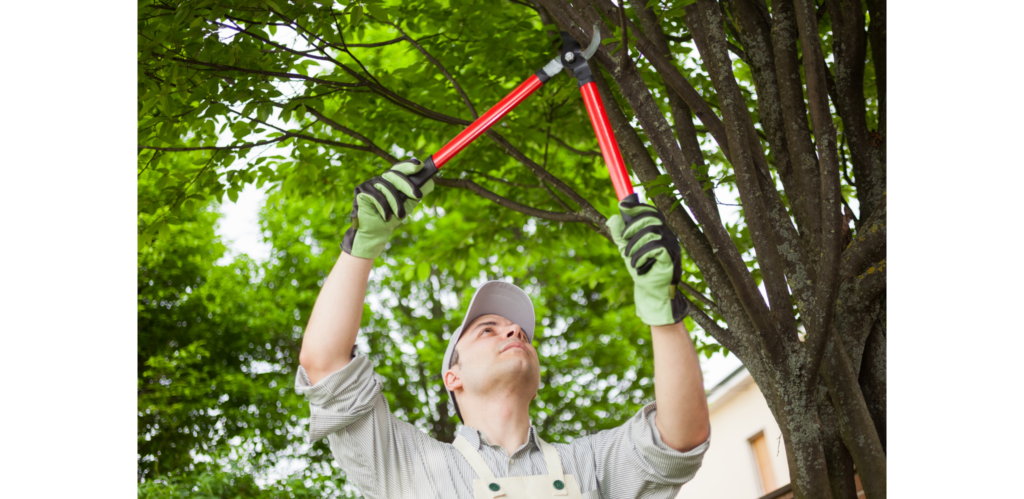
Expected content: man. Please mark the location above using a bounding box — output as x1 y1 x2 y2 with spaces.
296 160 710 498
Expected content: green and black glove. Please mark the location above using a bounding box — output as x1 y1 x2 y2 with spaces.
341 160 435 260
606 194 689 326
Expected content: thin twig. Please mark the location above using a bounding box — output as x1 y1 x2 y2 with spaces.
170 56 364 89
507 0 539 11
618 0 630 67
541 127 573 212
836 130 860 227
677 281 722 317
137 150 161 178
685 296 738 352
548 134 601 157
343 36 421 48
463 170 541 188
304 107 401 164
137 137 287 152
839 129 855 188
433 178 585 223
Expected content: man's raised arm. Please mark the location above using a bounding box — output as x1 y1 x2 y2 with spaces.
607 198 711 453
650 321 709 452
299 253 373 385
298 160 435 385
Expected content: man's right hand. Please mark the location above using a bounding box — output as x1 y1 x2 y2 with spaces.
341 160 435 260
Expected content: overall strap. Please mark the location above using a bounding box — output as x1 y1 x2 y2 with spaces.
452 434 497 480
536 436 569 497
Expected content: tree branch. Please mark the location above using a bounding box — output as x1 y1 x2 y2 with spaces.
839 129 856 191
820 329 887 499
305 107 401 164
137 136 287 152
170 56 365 89
839 196 885 278
792 0 847 393
725 0 808 241
345 36 413 48
507 0 539 11
482 130 609 237
463 170 542 189
687 0 796 341
539 127 575 212
678 281 722 318
866 0 886 136
549 134 602 157
824 0 885 219
381 19 478 118
617 0 630 67
664 34 693 43
259 11 472 127
628 0 719 218
719 0 818 325
833 257 886 369
686 299 743 359
432 178 588 224
770 0 823 254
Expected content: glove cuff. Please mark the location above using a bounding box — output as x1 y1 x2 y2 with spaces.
670 289 690 324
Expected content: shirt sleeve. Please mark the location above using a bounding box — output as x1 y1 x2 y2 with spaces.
589 401 710 498
294 353 433 499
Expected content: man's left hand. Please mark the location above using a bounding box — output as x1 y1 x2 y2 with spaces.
606 197 689 326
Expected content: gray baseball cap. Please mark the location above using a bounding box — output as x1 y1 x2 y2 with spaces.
441 280 536 421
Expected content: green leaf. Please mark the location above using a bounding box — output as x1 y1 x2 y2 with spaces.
636 174 672 188
365 4 388 22
416 262 431 282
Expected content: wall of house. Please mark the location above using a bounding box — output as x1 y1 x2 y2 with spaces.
677 372 791 499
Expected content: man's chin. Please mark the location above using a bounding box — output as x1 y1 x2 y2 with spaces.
489 355 539 377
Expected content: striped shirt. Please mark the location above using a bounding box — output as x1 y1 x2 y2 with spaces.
295 353 709 498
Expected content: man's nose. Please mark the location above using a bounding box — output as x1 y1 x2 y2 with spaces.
505 325 526 341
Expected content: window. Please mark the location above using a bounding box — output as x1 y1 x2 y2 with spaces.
749 430 777 496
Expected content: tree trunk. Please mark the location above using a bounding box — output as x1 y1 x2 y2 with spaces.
532 2 886 496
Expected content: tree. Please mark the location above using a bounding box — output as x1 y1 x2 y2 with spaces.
138 0 886 497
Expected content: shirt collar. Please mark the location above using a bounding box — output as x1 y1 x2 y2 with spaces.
457 424 542 454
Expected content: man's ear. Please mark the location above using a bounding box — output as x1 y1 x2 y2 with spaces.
444 366 463 392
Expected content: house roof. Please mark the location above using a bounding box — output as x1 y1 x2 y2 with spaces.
705 364 753 409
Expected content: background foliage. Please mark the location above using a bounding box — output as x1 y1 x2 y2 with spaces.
139 0 879 495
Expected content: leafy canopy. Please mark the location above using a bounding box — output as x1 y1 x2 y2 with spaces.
134 0 871 494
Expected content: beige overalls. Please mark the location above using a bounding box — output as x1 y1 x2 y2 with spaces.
452 434 585 499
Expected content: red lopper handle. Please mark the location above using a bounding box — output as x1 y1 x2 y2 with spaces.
579 81 634 201
432 75 545 169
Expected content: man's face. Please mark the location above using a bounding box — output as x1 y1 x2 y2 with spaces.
446 314 540 399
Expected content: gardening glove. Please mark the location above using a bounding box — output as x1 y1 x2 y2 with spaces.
341 160 435 260
606 196 689 326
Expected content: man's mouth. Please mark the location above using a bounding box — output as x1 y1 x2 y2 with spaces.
501 343 527 353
